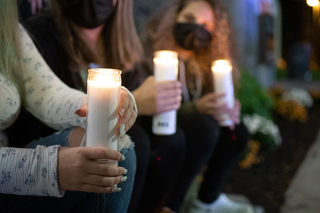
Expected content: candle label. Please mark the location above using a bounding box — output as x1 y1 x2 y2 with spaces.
152 111 177 135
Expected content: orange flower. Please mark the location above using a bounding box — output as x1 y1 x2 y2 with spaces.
274 99 307 123
239 140 261 169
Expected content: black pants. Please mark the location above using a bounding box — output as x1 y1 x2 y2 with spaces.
166 114 249 212
134 116 187 213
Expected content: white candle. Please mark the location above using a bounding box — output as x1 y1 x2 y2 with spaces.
212 60 234 126
86 69 121 164
152 50 179 135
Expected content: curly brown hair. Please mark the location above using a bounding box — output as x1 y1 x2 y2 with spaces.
146 0 239 89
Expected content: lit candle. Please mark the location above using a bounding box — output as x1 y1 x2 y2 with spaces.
211 60 234 126
152 50 179 135
86 68 121 164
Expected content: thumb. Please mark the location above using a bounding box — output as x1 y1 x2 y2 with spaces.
75 103 88 117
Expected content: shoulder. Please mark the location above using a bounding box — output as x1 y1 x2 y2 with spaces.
23 12 59 47
23 12 55 34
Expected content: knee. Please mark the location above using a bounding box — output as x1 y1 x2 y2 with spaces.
119 143 137 179
68 127 85 147
197 114 219 129
127 124 151 162
166 127 186 155
193 114 219 151
151 128 186 165
227 122 250 152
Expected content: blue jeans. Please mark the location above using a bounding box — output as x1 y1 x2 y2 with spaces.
1 128 136 213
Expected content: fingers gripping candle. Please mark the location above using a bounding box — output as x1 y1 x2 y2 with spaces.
152 50 179 135
86 69 121 165
212 60 234 126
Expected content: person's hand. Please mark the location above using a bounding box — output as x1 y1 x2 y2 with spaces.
28 0 47 14
75 89 137 137
58 146 127 193
195 92 228 120
228 99 241 130
195 93 241 129
132 76 182 115
117 89 137 137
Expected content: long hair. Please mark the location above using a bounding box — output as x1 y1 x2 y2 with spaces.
147 0 239 89
0 0 24 100
50 0 144 73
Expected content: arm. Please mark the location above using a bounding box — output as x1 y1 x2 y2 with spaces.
0 145 63 197
0 74 21 130
19 25 87 130
19 25 137 133
0 145 127 196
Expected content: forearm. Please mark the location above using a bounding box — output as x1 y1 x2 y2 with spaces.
0 145 64 197
0 74 21 130
19 25 87 130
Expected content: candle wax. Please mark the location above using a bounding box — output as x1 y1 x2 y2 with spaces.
86 81 120 151
152 57 178 135
213 67 234 126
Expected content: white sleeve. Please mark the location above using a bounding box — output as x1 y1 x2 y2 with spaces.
0 145 64 197
19 25 87 130
0 74 21 130
121 86 138 114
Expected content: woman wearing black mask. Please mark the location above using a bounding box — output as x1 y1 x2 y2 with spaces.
144 0 254 212
23 0 186 212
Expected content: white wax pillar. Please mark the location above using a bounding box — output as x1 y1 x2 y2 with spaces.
86 69 121 165
152 50 179 135
212 60 234 126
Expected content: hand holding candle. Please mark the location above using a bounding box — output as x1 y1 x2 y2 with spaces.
211 59 234 127
132 76 181 116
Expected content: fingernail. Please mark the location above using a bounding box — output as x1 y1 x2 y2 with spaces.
120 176 127 183
123 169 128 175
121 155 125 161
112 187 121 192
119 108 125 116
120 124 125 138
74 108 81 114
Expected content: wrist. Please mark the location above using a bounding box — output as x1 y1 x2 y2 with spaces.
132 90 141 115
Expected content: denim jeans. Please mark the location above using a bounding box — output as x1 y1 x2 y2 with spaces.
0 128 136 213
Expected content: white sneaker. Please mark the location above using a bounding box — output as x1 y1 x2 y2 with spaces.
187 193 255 213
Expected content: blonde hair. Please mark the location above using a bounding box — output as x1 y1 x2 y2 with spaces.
147 0 239 87
0 0 24 100
50 0 144 72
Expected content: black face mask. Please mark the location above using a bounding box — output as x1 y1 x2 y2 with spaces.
63 0 115 29
173 23 213 51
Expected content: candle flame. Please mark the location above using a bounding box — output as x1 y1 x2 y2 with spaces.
154 50 178 59
307 0 319 7
88 68 122 84
211 59 232 73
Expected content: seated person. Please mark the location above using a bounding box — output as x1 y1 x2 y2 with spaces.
24 0 185 212
0 1 137 212
143 0 254 212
